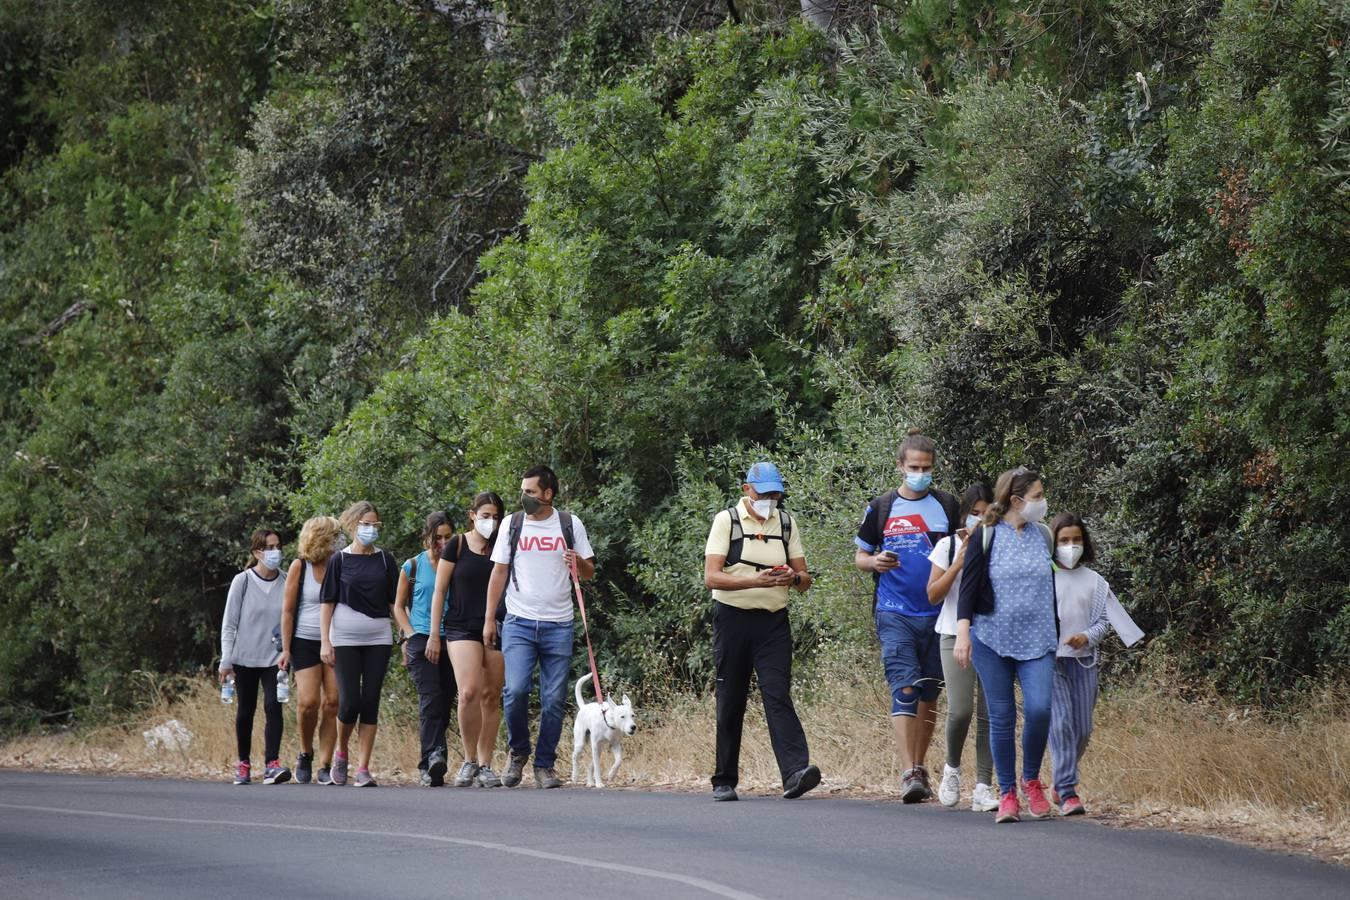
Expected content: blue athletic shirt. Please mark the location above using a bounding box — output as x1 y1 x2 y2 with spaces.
400 550 444 636
855 494 950 617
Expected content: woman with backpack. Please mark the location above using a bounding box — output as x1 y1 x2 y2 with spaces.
393 511 456 787
427 491 507 788
320 501 398 787
953 467 1057 823
219 528 290 786
279 515 343 784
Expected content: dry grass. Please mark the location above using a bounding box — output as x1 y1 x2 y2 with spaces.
3 663 1346 864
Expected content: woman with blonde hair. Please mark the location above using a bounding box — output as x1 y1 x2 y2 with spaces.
280 515 343 785
320 501 398 786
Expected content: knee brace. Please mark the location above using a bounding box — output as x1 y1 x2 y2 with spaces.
891 685 920 718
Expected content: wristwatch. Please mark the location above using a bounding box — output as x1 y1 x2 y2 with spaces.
792 573 802 586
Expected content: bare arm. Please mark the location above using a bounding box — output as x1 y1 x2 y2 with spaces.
704 554 785 591
279 560 303 671
854 548 898 574
426 556 455 664
320 601 335 667
787 557 812 593
926 543 965 605
483 562 508 647
392 568 414 638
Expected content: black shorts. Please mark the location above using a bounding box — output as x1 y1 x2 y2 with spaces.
290 637 323 671
443 620 485 644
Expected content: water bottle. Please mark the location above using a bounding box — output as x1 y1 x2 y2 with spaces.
276 669 290 704
220 674 235 705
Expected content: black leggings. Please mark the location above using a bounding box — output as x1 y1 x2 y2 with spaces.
334 644 392 726
234 665 282 763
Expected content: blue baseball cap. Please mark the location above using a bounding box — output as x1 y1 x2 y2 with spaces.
745 462 785 493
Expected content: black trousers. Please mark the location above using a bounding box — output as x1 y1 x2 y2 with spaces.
405 633 456 771
233 665 282 763
334 644 392 726
712 603 810 788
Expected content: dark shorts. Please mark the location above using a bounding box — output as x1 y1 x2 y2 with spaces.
876 611 943 714
443 622 483 644
290 637 323 671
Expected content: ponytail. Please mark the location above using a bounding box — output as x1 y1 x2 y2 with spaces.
984 466 1041 526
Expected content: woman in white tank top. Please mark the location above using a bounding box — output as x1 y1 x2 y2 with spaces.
280 515 342 785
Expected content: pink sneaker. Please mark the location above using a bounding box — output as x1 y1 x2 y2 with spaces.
233 761 251 785
1021 778 1051 818
995 791 1020 823
1059 795 1086 816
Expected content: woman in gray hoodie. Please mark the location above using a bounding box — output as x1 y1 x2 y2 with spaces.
220 529 290 786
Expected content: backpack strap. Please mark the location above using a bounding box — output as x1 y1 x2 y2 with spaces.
506 511 527 591
724 503 790 570
948 534 958 567
408 554 418 591
557 510 575 553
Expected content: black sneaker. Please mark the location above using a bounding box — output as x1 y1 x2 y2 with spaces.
782 764 821 800
263 761 292 785
502 753 528 788
419 769 434 787
316 766 333 786
427 751 448 787
534 766 563 789
713 785 738 802
295 752 313 784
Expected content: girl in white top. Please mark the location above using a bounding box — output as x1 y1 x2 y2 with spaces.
926 483 998 812
280 515 343 785
1048 512 1143 816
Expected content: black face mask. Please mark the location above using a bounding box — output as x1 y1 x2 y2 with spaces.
521 492 544 515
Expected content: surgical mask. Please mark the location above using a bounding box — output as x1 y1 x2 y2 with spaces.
1019 498 1048 524
261 549 283 570
751 497 777 519
474 518 497 539
965 514 981 531
904 472 933 492
355 524 379 546
1056 544 1084 569
521 493 544 516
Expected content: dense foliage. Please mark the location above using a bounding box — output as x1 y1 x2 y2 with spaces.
2 0 1346 726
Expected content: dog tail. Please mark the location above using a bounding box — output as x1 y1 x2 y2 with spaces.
575 671 593 708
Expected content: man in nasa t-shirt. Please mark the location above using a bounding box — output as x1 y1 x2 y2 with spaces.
486 465 595 789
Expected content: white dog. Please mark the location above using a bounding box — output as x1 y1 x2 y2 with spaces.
571 673 636 788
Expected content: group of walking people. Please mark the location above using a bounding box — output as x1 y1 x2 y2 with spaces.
221 437 1139 822
218 464 594 790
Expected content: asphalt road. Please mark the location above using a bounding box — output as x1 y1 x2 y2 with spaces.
0 770 1344 899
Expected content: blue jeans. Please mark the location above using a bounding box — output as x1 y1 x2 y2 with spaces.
970 633 1054 795
501 614 574 769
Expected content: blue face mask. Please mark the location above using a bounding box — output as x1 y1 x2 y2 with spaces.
355 524 379 546
261 549 283 570
904 471 933 492
965 514 980 531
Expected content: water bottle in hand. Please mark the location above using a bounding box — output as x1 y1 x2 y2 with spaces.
276 669 290 704
220 675 235 705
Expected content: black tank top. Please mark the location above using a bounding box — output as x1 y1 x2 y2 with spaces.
441 534 502 625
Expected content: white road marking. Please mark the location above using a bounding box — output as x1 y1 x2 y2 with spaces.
0 801 763 900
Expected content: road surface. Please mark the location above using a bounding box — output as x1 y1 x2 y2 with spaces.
0 770 1343 898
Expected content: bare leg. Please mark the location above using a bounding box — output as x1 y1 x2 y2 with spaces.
294 666 323 754
911 700 938 768
318 662 339 767
478 647 506 767
449 641 485 763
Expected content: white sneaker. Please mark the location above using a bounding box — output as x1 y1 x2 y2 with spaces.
938 764 961 807
972 782 1000 812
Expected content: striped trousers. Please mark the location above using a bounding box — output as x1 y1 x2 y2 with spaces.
1049 655 1099 798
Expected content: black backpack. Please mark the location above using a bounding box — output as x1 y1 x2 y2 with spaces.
722 503 794 570
505 509 576 590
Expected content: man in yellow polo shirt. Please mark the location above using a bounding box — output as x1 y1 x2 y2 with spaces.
703 461 820 802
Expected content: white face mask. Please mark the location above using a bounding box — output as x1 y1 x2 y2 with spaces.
1018 498 1048 523
751 497 777 519
964 514 981 531
1056 544 1084 569
261 549 283 570
355 524 379 546
474 518 497 539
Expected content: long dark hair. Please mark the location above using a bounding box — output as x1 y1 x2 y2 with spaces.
1050 511 1097 565
959 482 994 523
422 510 451 549
244 528 278 569
469 491 506 545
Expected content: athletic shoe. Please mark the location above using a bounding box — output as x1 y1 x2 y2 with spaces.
263 760 292 785
534 766 563 789
938 764 961 807
1051 787 1062 806
917 765 934 799
331 753 349 786
475 766 502 788
316 766 333 786
427 751 448 787
1059 795 1086 816
972 782 1000 812
354 768 377 787
713 785 738 802
782 764 822 800
900 768 926 803
502 753 528 788
454 760 480 787
233 761 251 785
1021 778 1051 818
295 752 313 784
996 791 1021 823
419 770 434 787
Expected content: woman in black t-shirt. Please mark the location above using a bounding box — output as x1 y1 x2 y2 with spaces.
428 491 506 787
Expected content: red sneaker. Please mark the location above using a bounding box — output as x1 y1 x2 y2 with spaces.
233 761 251 785
995 791 1020 823
1059 795 1086 816
1021 778 1051 818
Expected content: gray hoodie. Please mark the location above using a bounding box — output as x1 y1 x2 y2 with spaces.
220 568 286 670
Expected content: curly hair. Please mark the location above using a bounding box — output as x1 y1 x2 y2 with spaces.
297 516 342 563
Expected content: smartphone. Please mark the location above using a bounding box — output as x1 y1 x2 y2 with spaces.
879 550 897 562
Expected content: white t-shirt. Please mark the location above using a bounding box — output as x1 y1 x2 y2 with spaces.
927 534 966 636
490 510 594 623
